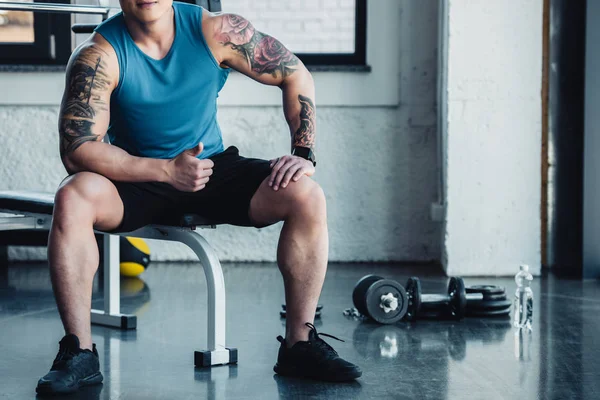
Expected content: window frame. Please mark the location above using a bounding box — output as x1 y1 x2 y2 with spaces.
0 0 368 67
294 0 367 67
0 0 71 65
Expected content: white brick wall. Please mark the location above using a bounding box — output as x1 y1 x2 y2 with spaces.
225 0 356 53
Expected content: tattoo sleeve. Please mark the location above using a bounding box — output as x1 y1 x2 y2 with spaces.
59 45 111 157
215 14 299 78
293 95 316 150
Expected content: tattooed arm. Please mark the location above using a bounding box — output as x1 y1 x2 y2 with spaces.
203 13 316 152
58 36 171 183
203 12 317 189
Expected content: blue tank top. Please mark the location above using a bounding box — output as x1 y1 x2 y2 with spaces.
95 3 229 159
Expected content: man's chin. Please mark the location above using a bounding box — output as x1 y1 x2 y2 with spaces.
125 7 170 24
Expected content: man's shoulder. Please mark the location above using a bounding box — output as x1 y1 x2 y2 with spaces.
175 1 208 21
94 9 125 34
67 37 119 88
173 2 215 36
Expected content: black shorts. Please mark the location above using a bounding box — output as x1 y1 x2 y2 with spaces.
109 146 272 233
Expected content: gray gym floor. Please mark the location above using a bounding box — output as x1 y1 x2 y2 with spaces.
1 261 599 400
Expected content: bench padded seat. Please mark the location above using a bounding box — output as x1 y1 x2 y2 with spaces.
0 191 54 215
0 190 214 228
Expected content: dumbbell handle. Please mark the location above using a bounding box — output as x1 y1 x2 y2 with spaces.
421 293 483 303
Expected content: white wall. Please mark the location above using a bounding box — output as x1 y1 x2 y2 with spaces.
0 0 442 263
443 0 543 276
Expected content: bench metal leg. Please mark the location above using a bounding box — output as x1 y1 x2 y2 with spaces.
93 226 236 366
91 234 136 330
167 229 237 367
128 227 236 367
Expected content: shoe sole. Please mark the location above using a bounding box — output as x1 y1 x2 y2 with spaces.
274 363 362 382
36 371 103 395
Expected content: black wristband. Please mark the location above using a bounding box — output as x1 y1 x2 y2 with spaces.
292 146 316 167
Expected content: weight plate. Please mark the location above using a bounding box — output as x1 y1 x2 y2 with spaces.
481 292 508 301
404 277 421 322
466 285 505 295
353 275 384 316
280 310 321 319
467 299 512 311
467 307 511 317
365 279 408 324
466 292 507 302
282 304 323 311
448 277 467 319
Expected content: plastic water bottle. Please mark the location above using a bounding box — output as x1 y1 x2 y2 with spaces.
513 264 533 330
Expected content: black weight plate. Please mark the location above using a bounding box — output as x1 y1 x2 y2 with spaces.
448 277 467 319
282 304 323 311
353 275 384 316
466 292 507 302
365 279 408 324
481 292 508 301
467 307 511 317
280 310 321 319
466 285 505 295
404 277 421 321
468 299 512 311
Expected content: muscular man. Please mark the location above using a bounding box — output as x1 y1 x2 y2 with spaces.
35 0 361 395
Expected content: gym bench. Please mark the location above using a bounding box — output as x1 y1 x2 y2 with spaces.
0 191 237 367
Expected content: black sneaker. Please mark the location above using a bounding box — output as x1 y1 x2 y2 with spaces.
273 323 362 382
36 334 103 395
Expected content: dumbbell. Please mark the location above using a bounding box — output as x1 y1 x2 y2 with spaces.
404 277 467 320
405 277 510 320
352 275 408 324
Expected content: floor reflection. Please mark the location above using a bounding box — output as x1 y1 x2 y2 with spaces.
352 317 511 361
273 374 363 400
3 262 600 399
193 365 238 400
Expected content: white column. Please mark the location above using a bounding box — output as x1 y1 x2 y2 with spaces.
443 0 543 276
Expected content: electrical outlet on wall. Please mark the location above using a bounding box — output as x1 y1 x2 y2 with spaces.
430 203 446 222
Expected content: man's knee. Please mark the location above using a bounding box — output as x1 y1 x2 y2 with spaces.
54 172 108 222
250 177 326 226
288 178 326 220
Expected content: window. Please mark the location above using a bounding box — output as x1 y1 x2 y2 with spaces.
0 1 34 42
224 0 367 67
0 0 71 65
0 0 367 67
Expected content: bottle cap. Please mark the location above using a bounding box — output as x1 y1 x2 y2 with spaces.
520 264 529 271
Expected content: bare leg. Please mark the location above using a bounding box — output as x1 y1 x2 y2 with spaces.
48 172 124 350
249 176 328 346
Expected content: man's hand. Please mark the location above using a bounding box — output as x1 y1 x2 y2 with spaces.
165 143 214 192
268 155 315 191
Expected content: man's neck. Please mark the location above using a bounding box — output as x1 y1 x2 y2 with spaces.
123 6 175 52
